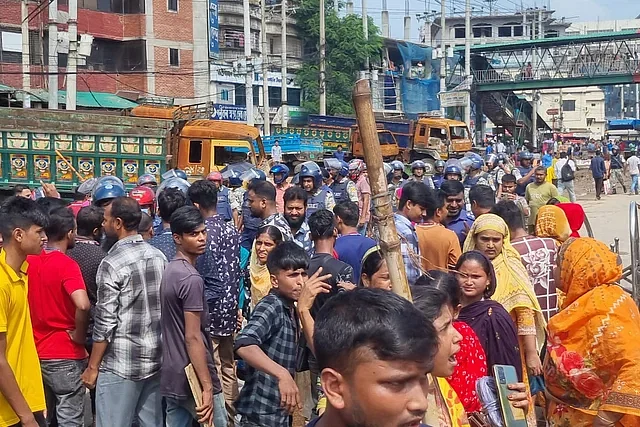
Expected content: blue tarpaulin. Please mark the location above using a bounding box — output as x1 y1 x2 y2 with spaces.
395 41 441 118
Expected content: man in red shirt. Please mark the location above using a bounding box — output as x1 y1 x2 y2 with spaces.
27 206 91 426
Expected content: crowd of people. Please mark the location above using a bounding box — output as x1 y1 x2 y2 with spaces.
0 147 639 427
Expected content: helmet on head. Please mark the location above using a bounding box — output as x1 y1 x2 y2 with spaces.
348 159 365 178
206 171 223 182
269 164 290 185
435 160 446 169
156 177 191 196
299 163 323 188
497 152 509 163
612 145 620 153
162 169 188 181
93 177 126 205
339 161 349 177
390 160 404 171
518 151 534 161
470 158 484 170
411 160 426 171
485 153 498 169
129 186 156 207
383 163 393 177
240 168 267 183
77 177 98 197
444 165 463 178
137 173 158 187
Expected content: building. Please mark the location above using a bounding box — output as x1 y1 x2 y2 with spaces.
538 87 606 138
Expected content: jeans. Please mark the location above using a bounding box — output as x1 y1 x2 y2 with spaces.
40 358 87 427
557 180 576 203
165 393 227 427
212 335 239 426
594 177 604 199
95 370 162 427
632 174 639 194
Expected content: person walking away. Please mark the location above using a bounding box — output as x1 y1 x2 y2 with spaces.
247 180 293 241
66 205 106 424
441 180 475 248
554 152 577 202
348 160 371 235
188 181 240 426
269 164 291 214
207 172 235 223
545 238 640 426
0 197 48 427
394 181 429 286
333 201 376 279
149 188 187 260
609 145 627 194
524 167 559 233
160 206 226 427
283 187 313 256
27 207 91 427
492 201 565 321
415 190 461 271
628 150 640 195
81 197 167 427
234 242 309 427
271 140 283 164
590 149 607 200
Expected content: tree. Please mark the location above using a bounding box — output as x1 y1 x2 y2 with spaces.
294 0 382 115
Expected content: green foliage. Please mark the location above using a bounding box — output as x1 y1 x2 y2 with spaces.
293 0 382 115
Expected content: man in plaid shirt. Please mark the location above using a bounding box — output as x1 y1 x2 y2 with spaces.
234 242 311 427
81 197 167 427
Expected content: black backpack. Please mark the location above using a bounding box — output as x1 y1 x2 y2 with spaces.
561 160 575 182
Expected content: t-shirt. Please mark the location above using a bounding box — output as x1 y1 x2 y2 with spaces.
307 418 430 427
628 156 640 175
553 158 576 180
334 234 376 280
525 182 559 226
0 250 46 426
160 258 221 399
307 253 354 318
415 223 461 271
27 250 88 360
355 175 371 221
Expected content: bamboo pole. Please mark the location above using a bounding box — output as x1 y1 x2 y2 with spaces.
55 149 85 182
352 79 412 301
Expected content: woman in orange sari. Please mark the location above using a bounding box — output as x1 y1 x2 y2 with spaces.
535 205 571 245
545 237 640 426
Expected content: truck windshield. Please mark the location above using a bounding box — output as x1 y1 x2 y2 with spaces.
451 126 469 139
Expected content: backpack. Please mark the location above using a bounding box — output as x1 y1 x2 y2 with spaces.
561 160 575 182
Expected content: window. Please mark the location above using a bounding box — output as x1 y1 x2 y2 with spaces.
513 25 523 36
288 88 301 106
429 127 442 138
563 100 576 111
188 140 202 163
473 24 492 38
419 126 426 137
168 0 177 11
234 84 259 107
79 39 146 72
591 103 596 107
0 30 22 63
79 0 144 13
169 48 179 66
498 26 512 37
454 25 465 39
220 89 230 102
544 30 559 38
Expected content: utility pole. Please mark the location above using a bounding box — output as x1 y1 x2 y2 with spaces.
48 0 58 109
319 0 326 115
531 9 538 147
439 0 446 115
558 88 563 131
403 0 411 41
636 84 639 120
281 0 288 128
21 0 31 108
621 85 625 119
261 0 270 135
243 0 254 126
363 0 369 75
66 0 77 110
381 0 389 38
346 0 353 14
464 0 471 128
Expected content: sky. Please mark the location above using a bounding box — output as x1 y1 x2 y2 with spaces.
348 0 639 42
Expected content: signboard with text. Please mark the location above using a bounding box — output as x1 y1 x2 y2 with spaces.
208 0 219 59
211 104 246 122
439 91 468 108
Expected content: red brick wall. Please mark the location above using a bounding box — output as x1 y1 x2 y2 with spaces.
153 46 193 99
77 10 145 40
152 0 193 42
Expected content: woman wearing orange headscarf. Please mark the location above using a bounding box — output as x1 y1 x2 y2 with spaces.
535 205 571 244
545 237 640 426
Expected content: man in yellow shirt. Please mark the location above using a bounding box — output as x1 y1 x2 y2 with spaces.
0 197 48 427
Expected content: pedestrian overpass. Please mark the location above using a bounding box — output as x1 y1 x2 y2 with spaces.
446 30 640 139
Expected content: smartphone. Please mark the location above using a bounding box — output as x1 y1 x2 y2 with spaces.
493 365 527 427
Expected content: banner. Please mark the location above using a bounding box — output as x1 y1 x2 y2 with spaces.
211 104 247 122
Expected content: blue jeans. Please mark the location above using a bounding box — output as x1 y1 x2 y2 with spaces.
95 371 162 427
632 174 639 194
165 393 227 427
40 359 87 427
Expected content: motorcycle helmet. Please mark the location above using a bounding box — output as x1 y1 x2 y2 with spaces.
206 171 224 182
390 160 404 171
434 159 446 170
240 168 267 183
299 162 323 188
269 164 290 185
137 173 158 187
129 186 156 207
444 165 463 180
93 177 126 206
411 160 426 171
162 168 188 181
518 151 534 161
348 159 365 179
156 177 191 196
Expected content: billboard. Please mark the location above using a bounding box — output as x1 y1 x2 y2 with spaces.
211 104 247 122
208 0 219 59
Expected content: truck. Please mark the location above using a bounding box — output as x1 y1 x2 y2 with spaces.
305 113 474 173
262 128 324 165
0 104 265 194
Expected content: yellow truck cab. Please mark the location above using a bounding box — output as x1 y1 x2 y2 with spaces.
412 116 473 160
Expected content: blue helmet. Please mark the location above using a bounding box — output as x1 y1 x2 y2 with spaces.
299 163 323 188
435 160 446 169
518 151 534 161
162 169 188 181
93 177 126 206
241 168 267 183
156 177 191 195
270 164 290 185
339 161 349 177
470 158 484 170
411 160 426 171
497 152 509 163
444 165 463 178
137 173 158 187
485 153 498 169
390 160 404 171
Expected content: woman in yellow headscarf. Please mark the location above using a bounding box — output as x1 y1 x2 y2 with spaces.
464 214 546 427
545 237 640 426
535 205 571 245
249 225 284 307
